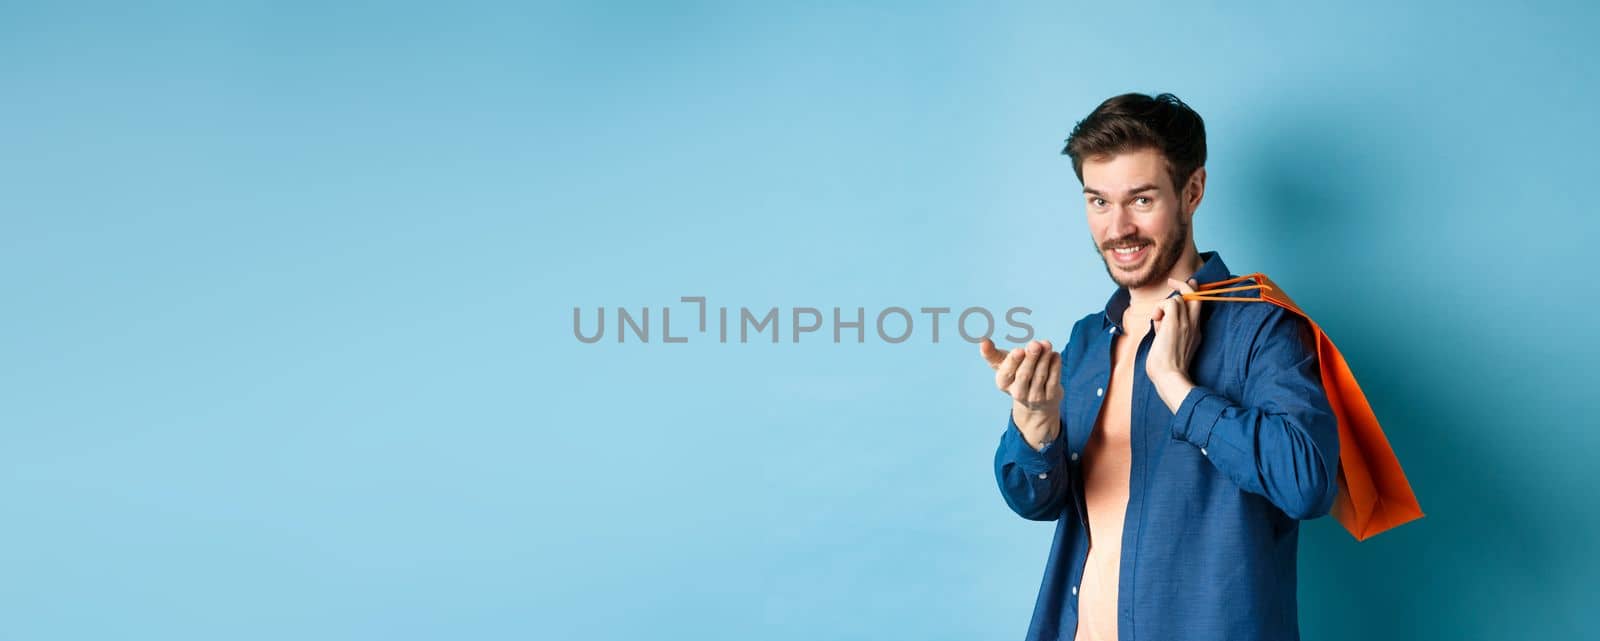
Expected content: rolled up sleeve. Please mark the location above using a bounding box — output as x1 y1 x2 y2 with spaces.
994 410 1070 521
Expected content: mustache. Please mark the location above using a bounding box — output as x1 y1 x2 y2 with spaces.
1102 237 1154 250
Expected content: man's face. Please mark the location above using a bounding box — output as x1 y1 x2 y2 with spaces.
1081 147 1192 290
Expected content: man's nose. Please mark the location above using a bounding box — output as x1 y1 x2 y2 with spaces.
1106 207 1138 240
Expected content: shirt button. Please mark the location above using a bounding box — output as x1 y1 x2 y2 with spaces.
1095 387 1104 397
1108 327 1116 335
1200 447 1208 456
1071 585 1078 596
1038 472 1048 479
1071 452 1079 461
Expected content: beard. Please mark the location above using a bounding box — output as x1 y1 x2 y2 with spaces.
1093 218 1189 290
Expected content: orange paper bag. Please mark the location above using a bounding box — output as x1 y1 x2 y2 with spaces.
1183 273 1424 541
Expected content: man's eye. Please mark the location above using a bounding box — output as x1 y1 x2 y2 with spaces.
1091 198 1106 207
1135 197 1152 206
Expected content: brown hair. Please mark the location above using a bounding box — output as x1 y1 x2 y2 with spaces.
1061 92 1207 196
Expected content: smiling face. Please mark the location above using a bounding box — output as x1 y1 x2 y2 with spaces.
1082 147 1202 291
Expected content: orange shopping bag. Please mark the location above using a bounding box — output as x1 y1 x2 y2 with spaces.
1183 273 1424 541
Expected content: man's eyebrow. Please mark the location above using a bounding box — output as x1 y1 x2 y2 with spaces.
1083 184 1160 197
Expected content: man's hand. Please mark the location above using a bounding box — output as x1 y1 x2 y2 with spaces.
980 338 1062 450
1147 277 1202 412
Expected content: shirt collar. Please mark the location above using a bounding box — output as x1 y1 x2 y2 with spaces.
1101 250 1232 331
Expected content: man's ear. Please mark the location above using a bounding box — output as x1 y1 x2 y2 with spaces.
1183 167 1207 218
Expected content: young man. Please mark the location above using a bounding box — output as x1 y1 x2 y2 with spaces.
978 93 1340 641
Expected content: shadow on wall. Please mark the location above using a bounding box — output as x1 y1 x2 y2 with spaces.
1231 107 1573 640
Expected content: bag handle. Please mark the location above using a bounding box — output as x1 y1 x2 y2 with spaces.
1180 272 1273 302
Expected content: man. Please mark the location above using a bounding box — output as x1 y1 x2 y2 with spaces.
978 93 1340 641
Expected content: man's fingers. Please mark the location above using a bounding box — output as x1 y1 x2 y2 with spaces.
1045 351 1061 395
993 339 1060 400
1030 345 1055 401
1010 342 1040 398
995 347 1024 391
979 338 1006 370
1163 293 1180 319
1152 297 1180 335
1172 277 1202 322
1001 347 1024 386
1153 296 1177 324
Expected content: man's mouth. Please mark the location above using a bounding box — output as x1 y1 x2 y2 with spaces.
1108 243 1150 264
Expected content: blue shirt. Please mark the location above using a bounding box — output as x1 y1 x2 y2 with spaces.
993 250 1340 641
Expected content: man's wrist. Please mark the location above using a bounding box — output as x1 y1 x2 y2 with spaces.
1016 413 1061 450
1150 370 1195 413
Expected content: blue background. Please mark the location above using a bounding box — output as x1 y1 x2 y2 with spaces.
3 1 1596 639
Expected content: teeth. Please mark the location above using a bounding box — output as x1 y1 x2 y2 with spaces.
1113 245 1146 254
